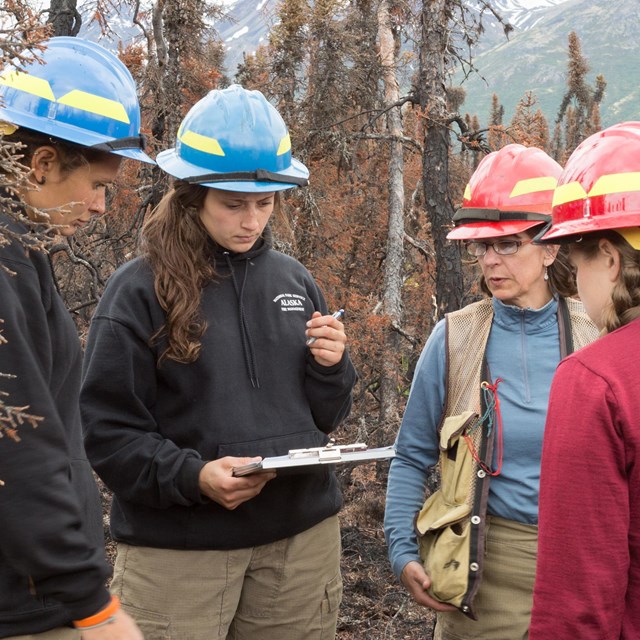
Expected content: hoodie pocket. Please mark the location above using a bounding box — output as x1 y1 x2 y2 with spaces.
217 429 328 458
218 430 330 479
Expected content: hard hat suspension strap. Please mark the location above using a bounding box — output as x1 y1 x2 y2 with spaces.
185 168 308 187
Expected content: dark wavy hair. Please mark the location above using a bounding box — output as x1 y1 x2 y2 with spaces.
141 181 283 364
4 126 111 178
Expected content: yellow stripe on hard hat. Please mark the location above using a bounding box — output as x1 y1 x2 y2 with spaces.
589 172 640 197
0 121 18 135
57 90 130 124
0 71 56 101
552 181 589 207
179 128 225 156
463 184 472 201
277 134 291 156
617 227 640 250
510 176 557 198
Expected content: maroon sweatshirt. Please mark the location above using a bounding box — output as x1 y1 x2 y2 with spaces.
531 318 640 640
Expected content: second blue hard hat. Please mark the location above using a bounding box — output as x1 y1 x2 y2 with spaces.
156 85 309 192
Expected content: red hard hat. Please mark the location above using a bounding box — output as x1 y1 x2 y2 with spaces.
539 122 640 244
448 144 562 240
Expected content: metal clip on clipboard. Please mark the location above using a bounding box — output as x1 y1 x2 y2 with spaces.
289 441 368 461
232 441 395 477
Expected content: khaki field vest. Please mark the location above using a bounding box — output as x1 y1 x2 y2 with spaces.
416 297 598 618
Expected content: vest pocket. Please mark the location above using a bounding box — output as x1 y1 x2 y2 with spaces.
415 410 477 607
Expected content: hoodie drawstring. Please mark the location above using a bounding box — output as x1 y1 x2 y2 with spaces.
224 252 261 388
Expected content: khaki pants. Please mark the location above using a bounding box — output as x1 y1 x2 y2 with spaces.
434 516 537 640
111 515 342 640
6 630 79 640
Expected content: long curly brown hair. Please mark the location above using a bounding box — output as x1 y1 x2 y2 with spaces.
141 181 214 364
570 231 640 334
141 181 283 364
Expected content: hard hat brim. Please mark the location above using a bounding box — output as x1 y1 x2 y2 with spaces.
538 215 640 243
114 146 155 164
157 148 309 193
0 111 154 164
446 219 546 240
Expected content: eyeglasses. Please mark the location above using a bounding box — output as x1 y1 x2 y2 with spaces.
464 239 533 258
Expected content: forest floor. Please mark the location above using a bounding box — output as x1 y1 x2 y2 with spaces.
99 462 435 640
335 464 436 639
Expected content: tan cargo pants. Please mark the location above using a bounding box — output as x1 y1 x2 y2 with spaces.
111 515 342 640
434 516 538 640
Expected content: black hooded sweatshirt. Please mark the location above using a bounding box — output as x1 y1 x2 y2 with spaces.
0 213 110 637
81 231 357 549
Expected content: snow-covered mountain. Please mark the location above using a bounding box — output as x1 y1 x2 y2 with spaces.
488 0 569 30
458 0 640 126
76 0 572 78
79 8 143 51
77 0 638 127
215 0 573 75
216 0 638 127
215 0 277 74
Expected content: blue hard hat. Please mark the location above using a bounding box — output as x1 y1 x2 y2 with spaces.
156 85 309 192
0 36 153 163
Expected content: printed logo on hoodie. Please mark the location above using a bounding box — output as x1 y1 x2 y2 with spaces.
273 293 306 312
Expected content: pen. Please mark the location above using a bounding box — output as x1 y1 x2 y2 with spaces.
306 309 345 346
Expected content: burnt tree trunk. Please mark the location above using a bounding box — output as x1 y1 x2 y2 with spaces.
418 0 464 320
47 0 81 36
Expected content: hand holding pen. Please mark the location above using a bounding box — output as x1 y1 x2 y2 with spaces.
306 309 345 346
305 309 347 367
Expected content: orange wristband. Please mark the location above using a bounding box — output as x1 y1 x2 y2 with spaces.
73 595 120 629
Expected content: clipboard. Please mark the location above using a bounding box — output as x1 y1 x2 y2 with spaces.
232 442 395 477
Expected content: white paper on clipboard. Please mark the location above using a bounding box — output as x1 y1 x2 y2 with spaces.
232 442 395 477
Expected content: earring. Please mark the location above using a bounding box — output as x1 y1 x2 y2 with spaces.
543 266 549 281
34 175 46 185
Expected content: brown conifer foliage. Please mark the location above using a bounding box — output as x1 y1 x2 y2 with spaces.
553 31 606 161
510 91 550 150
488 92 509 150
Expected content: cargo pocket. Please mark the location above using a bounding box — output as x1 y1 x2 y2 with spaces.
320 573 343 637
321 573 343 614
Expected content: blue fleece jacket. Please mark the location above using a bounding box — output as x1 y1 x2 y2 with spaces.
384 296 562 579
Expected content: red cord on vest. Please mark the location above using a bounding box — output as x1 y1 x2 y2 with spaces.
463 378 504 477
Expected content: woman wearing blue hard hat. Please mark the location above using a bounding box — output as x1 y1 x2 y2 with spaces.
81 85 357 639
0 36 151 639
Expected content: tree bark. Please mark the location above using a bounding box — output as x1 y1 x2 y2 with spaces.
47 0 81 36
418 0 463 320
377 0 404 442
